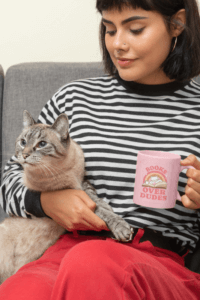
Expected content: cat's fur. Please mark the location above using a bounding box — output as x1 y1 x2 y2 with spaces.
0 111 133 284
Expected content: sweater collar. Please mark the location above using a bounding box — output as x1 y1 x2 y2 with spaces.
115 73 190 96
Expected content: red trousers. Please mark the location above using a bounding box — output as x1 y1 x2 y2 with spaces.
1 229 200 300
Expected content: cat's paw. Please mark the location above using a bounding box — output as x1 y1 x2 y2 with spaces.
110 219 134 242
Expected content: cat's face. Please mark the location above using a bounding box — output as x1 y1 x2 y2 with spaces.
16 111 70 169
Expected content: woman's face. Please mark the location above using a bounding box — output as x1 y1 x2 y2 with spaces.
102 7 175 85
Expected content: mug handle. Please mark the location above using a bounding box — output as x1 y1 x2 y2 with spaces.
177 165 195 201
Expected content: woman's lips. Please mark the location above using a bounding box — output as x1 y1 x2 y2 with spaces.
117 58 136 67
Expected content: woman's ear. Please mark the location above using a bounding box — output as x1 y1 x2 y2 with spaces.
170 9 186 38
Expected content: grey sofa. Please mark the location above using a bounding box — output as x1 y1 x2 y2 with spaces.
0 62 200 273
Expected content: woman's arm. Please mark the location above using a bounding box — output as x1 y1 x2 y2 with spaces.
0 156 107 230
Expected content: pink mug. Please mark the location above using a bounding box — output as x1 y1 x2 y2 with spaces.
133 151 194 209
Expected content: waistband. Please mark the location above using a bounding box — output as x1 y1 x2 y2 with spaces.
71 228 188 256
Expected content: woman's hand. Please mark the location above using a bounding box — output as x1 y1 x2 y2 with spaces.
40 189 108 231
181 155 200 209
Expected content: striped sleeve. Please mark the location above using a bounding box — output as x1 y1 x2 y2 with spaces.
0 90 64 218
0 156 32 218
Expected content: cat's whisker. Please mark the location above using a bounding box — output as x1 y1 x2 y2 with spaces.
40 163 57 178
37 163 50 178
43 165 55 177
44 160 65 176
46 167 64 183
39 165 62 186
43 163 63 176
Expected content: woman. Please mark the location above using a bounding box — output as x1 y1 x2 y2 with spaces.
1 0 200 299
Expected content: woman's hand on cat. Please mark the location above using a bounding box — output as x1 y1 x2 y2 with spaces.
40 189 109 231
181 155 200 209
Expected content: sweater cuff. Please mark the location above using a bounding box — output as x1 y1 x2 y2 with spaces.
25 189 48 218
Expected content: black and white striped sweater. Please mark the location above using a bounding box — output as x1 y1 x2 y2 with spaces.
1 74 200 252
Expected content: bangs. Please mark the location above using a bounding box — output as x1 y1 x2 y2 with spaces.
96 0 155 13
96 0 184 15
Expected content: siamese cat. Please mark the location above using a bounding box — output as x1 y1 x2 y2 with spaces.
0 111 133 284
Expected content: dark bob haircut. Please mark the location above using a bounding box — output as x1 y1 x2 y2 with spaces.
96 0 200 82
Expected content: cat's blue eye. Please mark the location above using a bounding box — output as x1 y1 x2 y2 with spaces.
38 141 47 148
20 139 26 147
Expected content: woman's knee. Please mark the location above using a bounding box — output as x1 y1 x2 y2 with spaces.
61 240 110 271
59 239 138 277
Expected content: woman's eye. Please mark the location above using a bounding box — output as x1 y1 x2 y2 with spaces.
130 28 145 35
20 139 26 147
106 30 116 36
103 23 116 36
38 141 47 148
105 27 144 36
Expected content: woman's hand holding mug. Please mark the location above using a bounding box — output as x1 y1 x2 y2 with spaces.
133 151 196 209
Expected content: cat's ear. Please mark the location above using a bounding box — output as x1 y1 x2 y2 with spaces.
23 110 36 129
51 114 69 139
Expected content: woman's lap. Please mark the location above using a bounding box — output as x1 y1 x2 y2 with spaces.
1 229 200 300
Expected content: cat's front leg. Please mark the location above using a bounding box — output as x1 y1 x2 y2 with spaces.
94 202 134 242
82 180 134 242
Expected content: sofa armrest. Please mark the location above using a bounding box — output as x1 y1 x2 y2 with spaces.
0 66 4 181
0 65 6 221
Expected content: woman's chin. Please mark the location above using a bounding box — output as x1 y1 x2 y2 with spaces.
116 67 142 83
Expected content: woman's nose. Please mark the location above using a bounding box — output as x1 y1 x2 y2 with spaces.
113 32 129 53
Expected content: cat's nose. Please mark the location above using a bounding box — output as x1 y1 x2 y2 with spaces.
22 153 30 159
